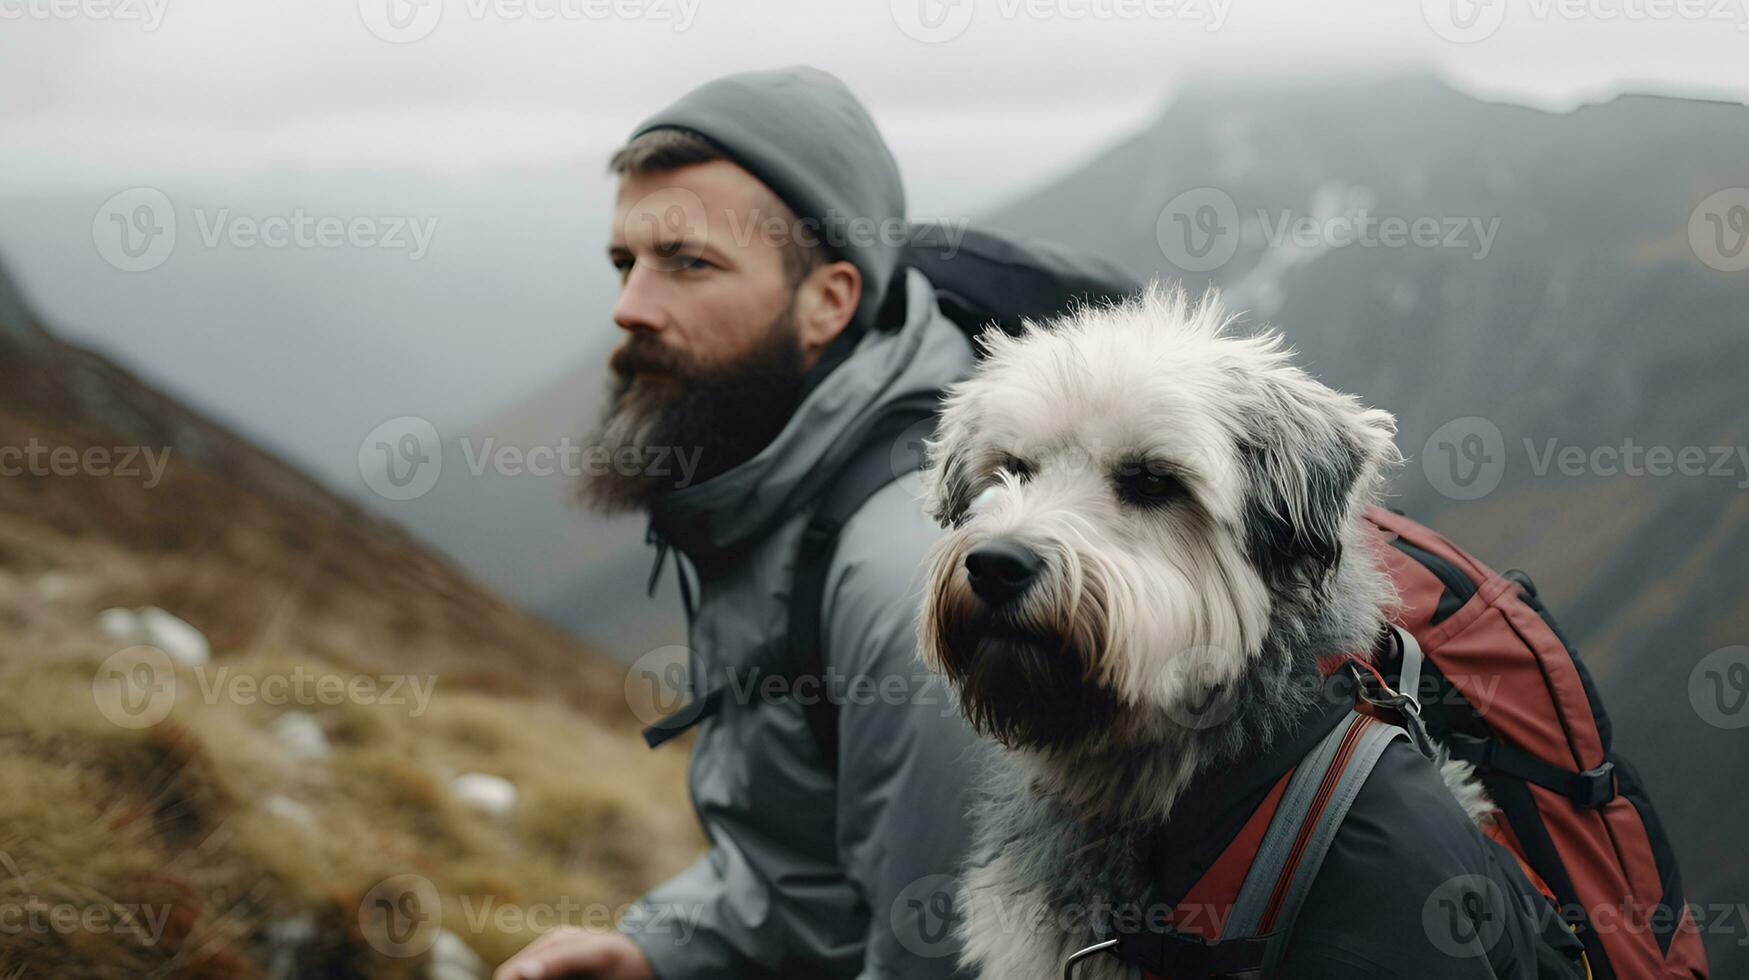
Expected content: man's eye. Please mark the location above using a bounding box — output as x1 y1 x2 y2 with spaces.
652 252 711 273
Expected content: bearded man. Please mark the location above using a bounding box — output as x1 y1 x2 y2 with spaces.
494 65 987 980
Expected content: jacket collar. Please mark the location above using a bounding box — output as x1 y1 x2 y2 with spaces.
644 266 972 579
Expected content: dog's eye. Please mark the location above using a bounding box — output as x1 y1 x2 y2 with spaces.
997 453 1035 482
1114 458 1186 506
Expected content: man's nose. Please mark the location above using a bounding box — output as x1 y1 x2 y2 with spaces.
612 266 666 334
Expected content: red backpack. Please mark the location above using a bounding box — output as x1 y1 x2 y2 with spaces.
1364 507 1706 978
1069 507 1708 979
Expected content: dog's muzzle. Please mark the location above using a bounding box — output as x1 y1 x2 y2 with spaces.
964 537 1043 606
929 535 1121 751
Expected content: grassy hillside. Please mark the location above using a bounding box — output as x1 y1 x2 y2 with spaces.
0 296 699 976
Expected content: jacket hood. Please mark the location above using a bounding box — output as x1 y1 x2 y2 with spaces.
646 266 970 576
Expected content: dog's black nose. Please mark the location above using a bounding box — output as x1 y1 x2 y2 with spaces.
965 539 1042 606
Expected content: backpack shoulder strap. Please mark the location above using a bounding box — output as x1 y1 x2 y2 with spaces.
1250 712 1407 972
1102 706 1407 979
787 393 942 773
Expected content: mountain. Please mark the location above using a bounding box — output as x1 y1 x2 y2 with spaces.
0 261 696 977
984 72 1749 973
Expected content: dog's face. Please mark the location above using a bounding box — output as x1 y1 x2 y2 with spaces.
917 286 1398 753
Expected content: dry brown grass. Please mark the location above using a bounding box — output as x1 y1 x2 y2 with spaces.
0 409 699 978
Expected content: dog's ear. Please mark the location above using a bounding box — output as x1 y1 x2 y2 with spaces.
1236 372 1399 584
921 395 981 528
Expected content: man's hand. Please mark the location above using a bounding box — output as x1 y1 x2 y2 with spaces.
492 927 654 980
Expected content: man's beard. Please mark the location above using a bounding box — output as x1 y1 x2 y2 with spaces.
579 302 809 514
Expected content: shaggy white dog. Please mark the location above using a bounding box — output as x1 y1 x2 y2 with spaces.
915 285 1487 980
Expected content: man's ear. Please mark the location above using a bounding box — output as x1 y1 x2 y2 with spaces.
1237 374 1399 586
795 260 862 363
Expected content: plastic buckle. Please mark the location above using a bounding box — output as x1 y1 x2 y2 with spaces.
1574 760 1617 809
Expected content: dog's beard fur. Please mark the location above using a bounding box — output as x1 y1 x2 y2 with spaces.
924 522 1122 752
579 298 807 513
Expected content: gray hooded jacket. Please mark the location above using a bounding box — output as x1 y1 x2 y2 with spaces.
624 265 985 979
619 65 987 979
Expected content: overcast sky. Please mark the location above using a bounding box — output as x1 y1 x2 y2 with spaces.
4 0 1748 215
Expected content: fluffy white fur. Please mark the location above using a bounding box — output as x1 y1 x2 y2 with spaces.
915 283 1492 980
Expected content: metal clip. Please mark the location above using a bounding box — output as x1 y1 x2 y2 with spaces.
1063 938 1119 980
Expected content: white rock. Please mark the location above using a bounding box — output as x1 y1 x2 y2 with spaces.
94 606 211 666
34 572 72 601
96 607 140 643
449 773 517 817
271 712 331 761
427 929 485 980
261 793 316 829
136 606 211 666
